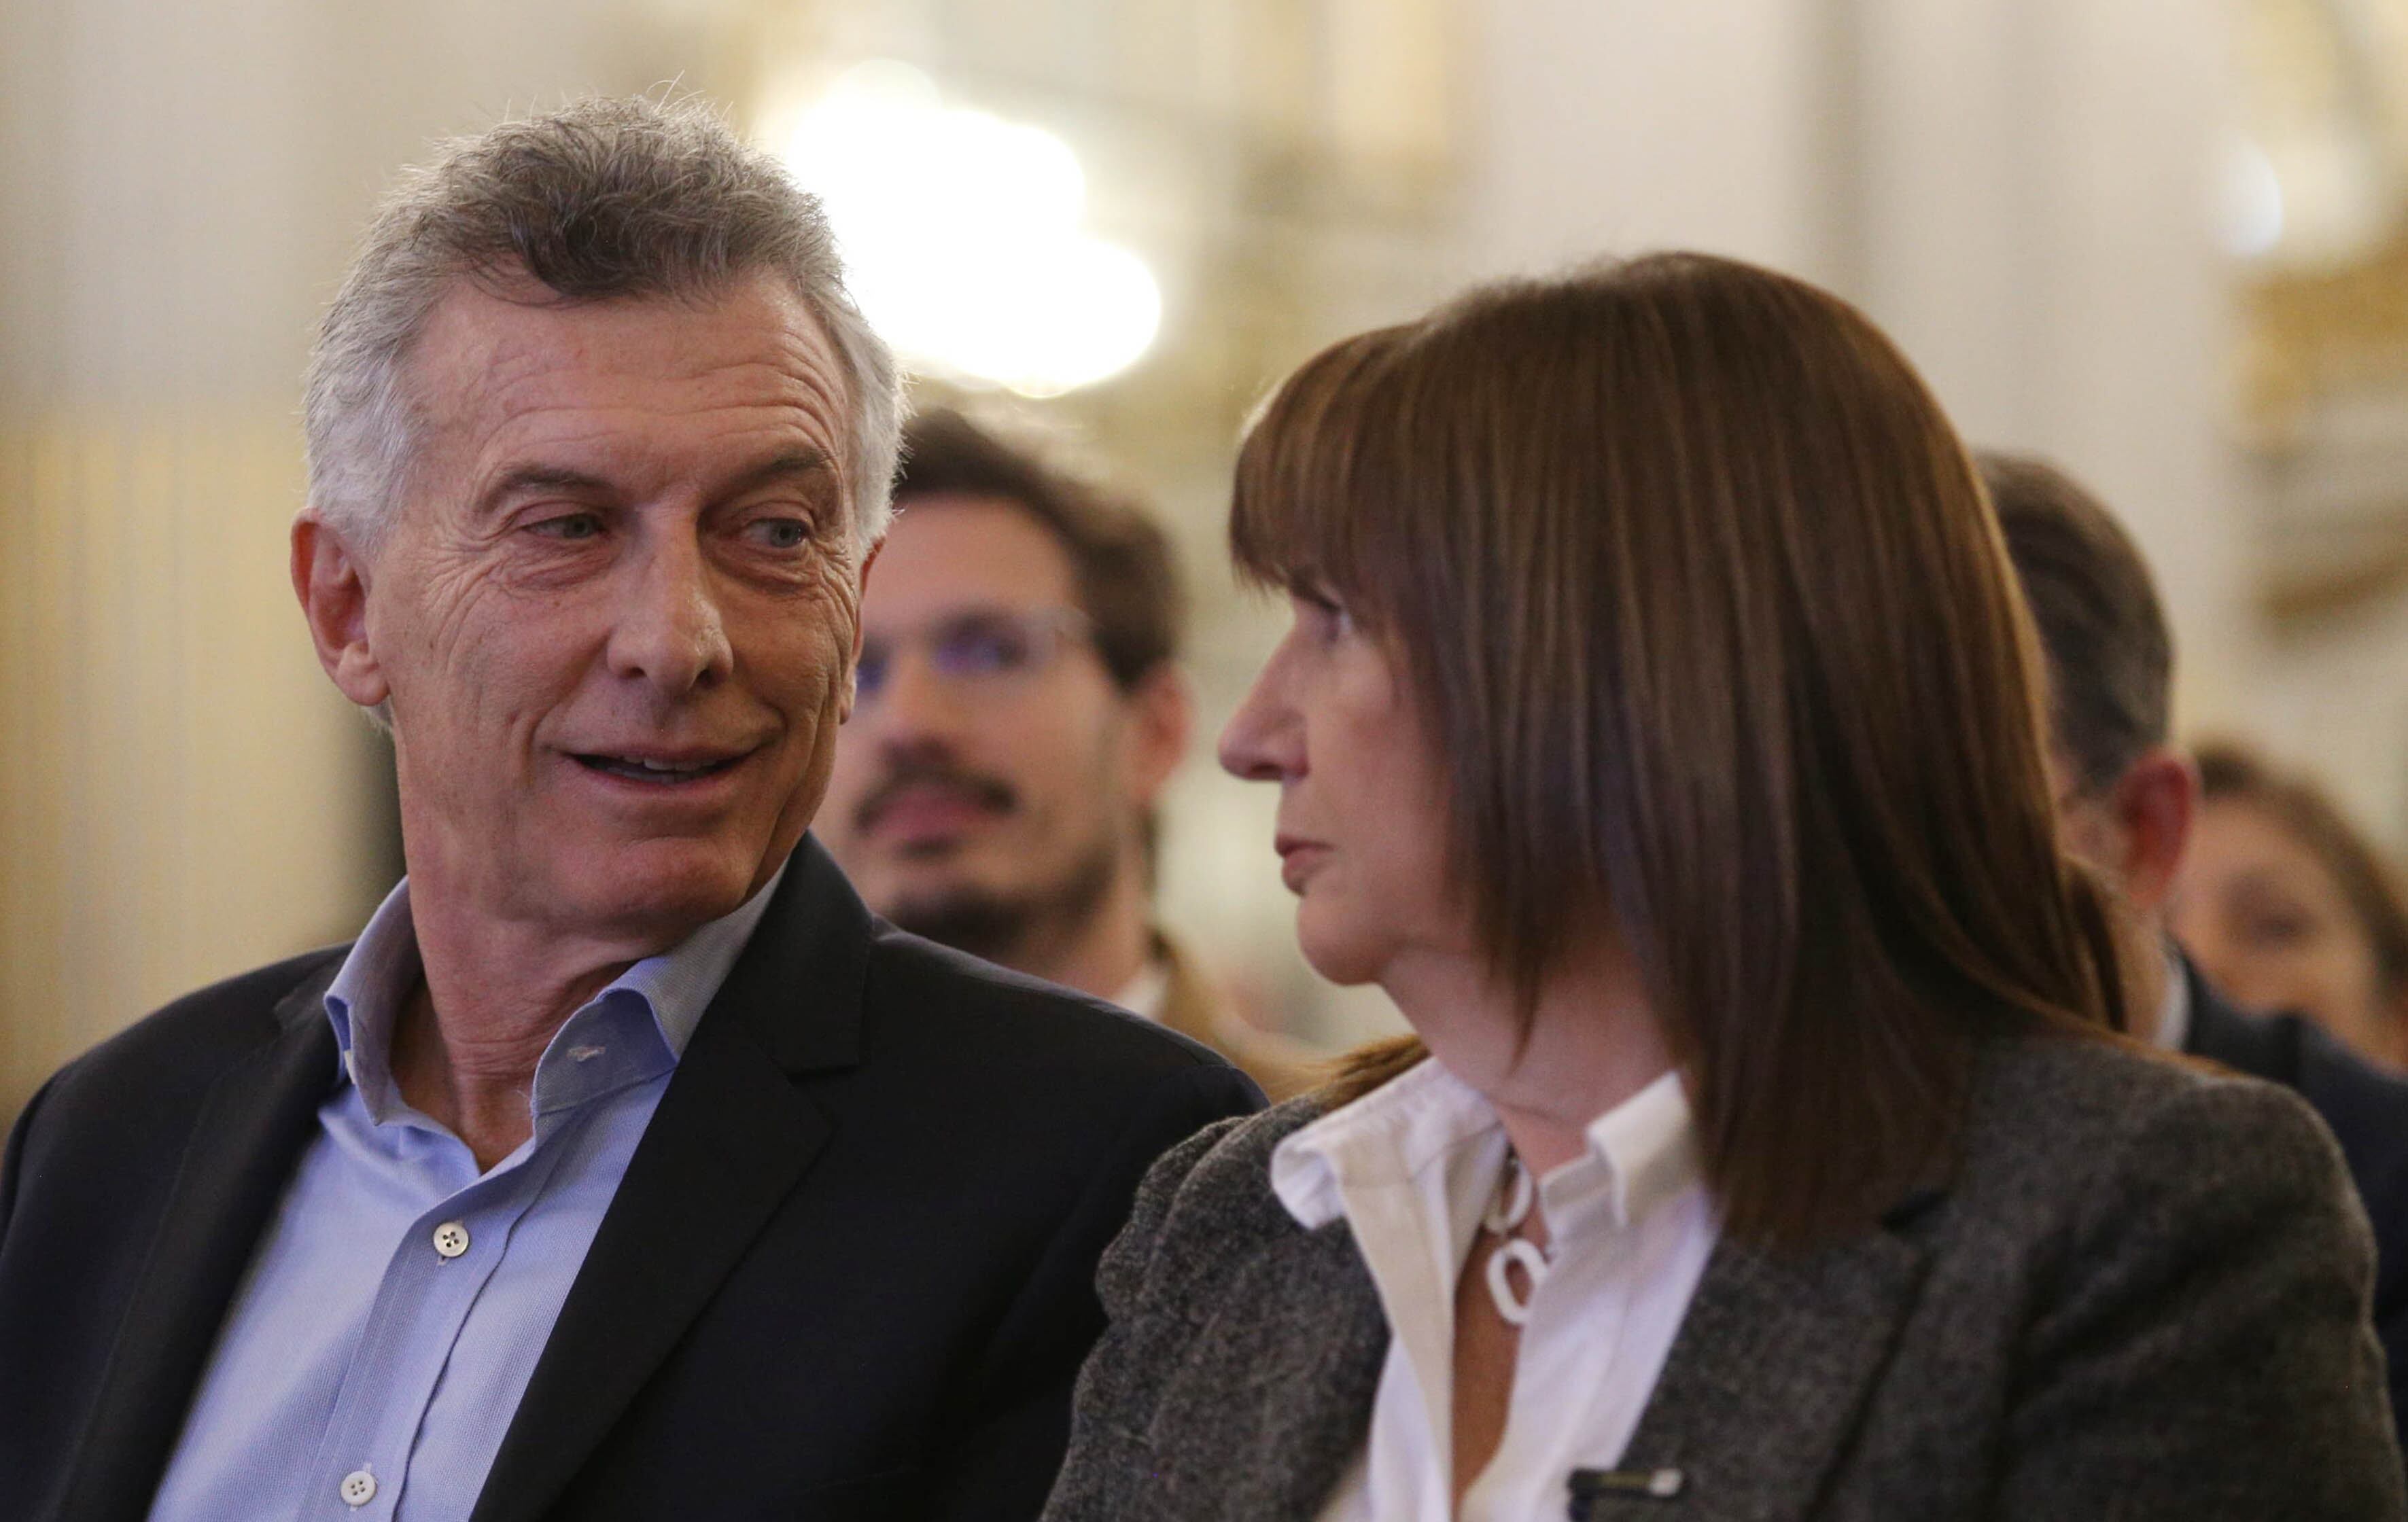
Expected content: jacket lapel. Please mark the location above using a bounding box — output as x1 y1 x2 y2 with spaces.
1587 1212 1934 1522
1143 1220 1390 1522
469 839 868 1522
56 961 342 1522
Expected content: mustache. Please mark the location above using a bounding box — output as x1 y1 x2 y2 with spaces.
855 757 1017 832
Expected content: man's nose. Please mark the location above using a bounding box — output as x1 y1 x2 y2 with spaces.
863 643 972 745
608 537 733 696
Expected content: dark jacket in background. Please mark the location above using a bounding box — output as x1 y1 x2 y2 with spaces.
1043 1033 2405 1521
2183 953 2408 1461
0 837 1262 1522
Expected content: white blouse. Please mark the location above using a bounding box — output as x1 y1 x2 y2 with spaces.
1270 1057 1720 1522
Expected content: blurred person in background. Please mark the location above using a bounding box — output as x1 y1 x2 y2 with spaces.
2176 741 2408 1072
0 97 1257 1522
1043 255 2403 1522
1986 448 2408 1457
820 408 1322 1099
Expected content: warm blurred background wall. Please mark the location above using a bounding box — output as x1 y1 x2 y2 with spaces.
8 0 2408 1119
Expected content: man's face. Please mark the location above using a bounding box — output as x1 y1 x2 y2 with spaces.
818 497 1174 953
2172 796 2398 1060
340 271 863 949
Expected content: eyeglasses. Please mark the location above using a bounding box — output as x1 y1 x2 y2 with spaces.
855 607 1095 705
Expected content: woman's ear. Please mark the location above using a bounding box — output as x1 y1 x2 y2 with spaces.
292 511 390 710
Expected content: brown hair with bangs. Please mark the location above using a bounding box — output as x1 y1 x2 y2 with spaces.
1234 252 2127 1247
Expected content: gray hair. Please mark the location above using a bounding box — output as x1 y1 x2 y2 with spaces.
303 94 901 556
1983 450 2172 796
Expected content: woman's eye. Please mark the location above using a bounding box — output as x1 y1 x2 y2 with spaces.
1293 586 1355 638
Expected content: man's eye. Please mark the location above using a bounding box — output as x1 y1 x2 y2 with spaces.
746 518 812 550
934 625 1035 677
853 646 890 697
2240 910 2313 949
529 512 604 542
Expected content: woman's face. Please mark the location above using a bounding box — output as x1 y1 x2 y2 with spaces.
2170 797 2405 1067
1218 588 1469 989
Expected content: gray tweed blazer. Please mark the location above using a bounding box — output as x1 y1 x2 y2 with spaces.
1043 1034 2407 1521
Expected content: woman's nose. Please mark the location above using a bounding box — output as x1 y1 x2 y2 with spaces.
1219 655 1301 783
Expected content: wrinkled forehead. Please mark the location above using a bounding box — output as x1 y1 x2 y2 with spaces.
398 270 854 514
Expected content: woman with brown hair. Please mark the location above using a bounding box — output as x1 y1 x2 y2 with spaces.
2176 740 2408 1072
1041 255 2402 1521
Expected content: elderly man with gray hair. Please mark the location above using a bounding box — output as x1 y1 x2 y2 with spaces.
0 97 1258 1522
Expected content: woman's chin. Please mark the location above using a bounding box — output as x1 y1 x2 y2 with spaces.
1293 911 1386 989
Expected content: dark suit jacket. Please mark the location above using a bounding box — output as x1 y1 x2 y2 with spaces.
1045 1033 2405 1521
0 837 1261 1522
2182 955 2408 1457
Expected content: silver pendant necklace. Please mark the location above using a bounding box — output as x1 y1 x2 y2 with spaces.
1482 1150 1551 1326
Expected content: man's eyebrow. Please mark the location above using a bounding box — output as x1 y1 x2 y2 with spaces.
475 449 836 514
720 447 838 498
481 463 616 509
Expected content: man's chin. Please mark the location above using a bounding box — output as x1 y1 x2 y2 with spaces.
555 840 788 942
880 885 1030 964
871 821 1002 865
854 838 1005 899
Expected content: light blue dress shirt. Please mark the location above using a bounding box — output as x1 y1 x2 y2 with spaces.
147 864 787 1522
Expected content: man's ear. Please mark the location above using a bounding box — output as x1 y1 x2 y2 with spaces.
292 510 389 710
839 536 884 726
2109 746 2200 919
1123 664 1195 807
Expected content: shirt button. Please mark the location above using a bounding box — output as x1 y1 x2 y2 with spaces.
340 1468 377 1506
432 1220 470 1259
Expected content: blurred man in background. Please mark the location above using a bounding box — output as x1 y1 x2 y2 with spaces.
0 99 1257 1522
822 409 1320 1099
2176 738 2408 1072
1987 448 2408 1453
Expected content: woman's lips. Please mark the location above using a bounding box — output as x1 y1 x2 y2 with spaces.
1275 836 1329 891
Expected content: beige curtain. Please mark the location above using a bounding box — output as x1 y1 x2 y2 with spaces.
0 409 387 1127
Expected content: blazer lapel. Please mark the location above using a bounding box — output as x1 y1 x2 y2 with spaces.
56 962 342 1522
1587 1214 1934 1522
1144 1220 1390 1522
470 840 868 1522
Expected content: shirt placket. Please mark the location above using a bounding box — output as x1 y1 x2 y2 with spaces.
1467 1195 1634 1521
297 1136 575 1521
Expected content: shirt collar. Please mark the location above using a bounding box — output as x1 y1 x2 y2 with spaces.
1550 1067 1699 1233
1109 957 1172 1024
1270 1054 1701 1237
322 859 790 1125
1272 1056 1497 1228
2152 942 2193 1052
